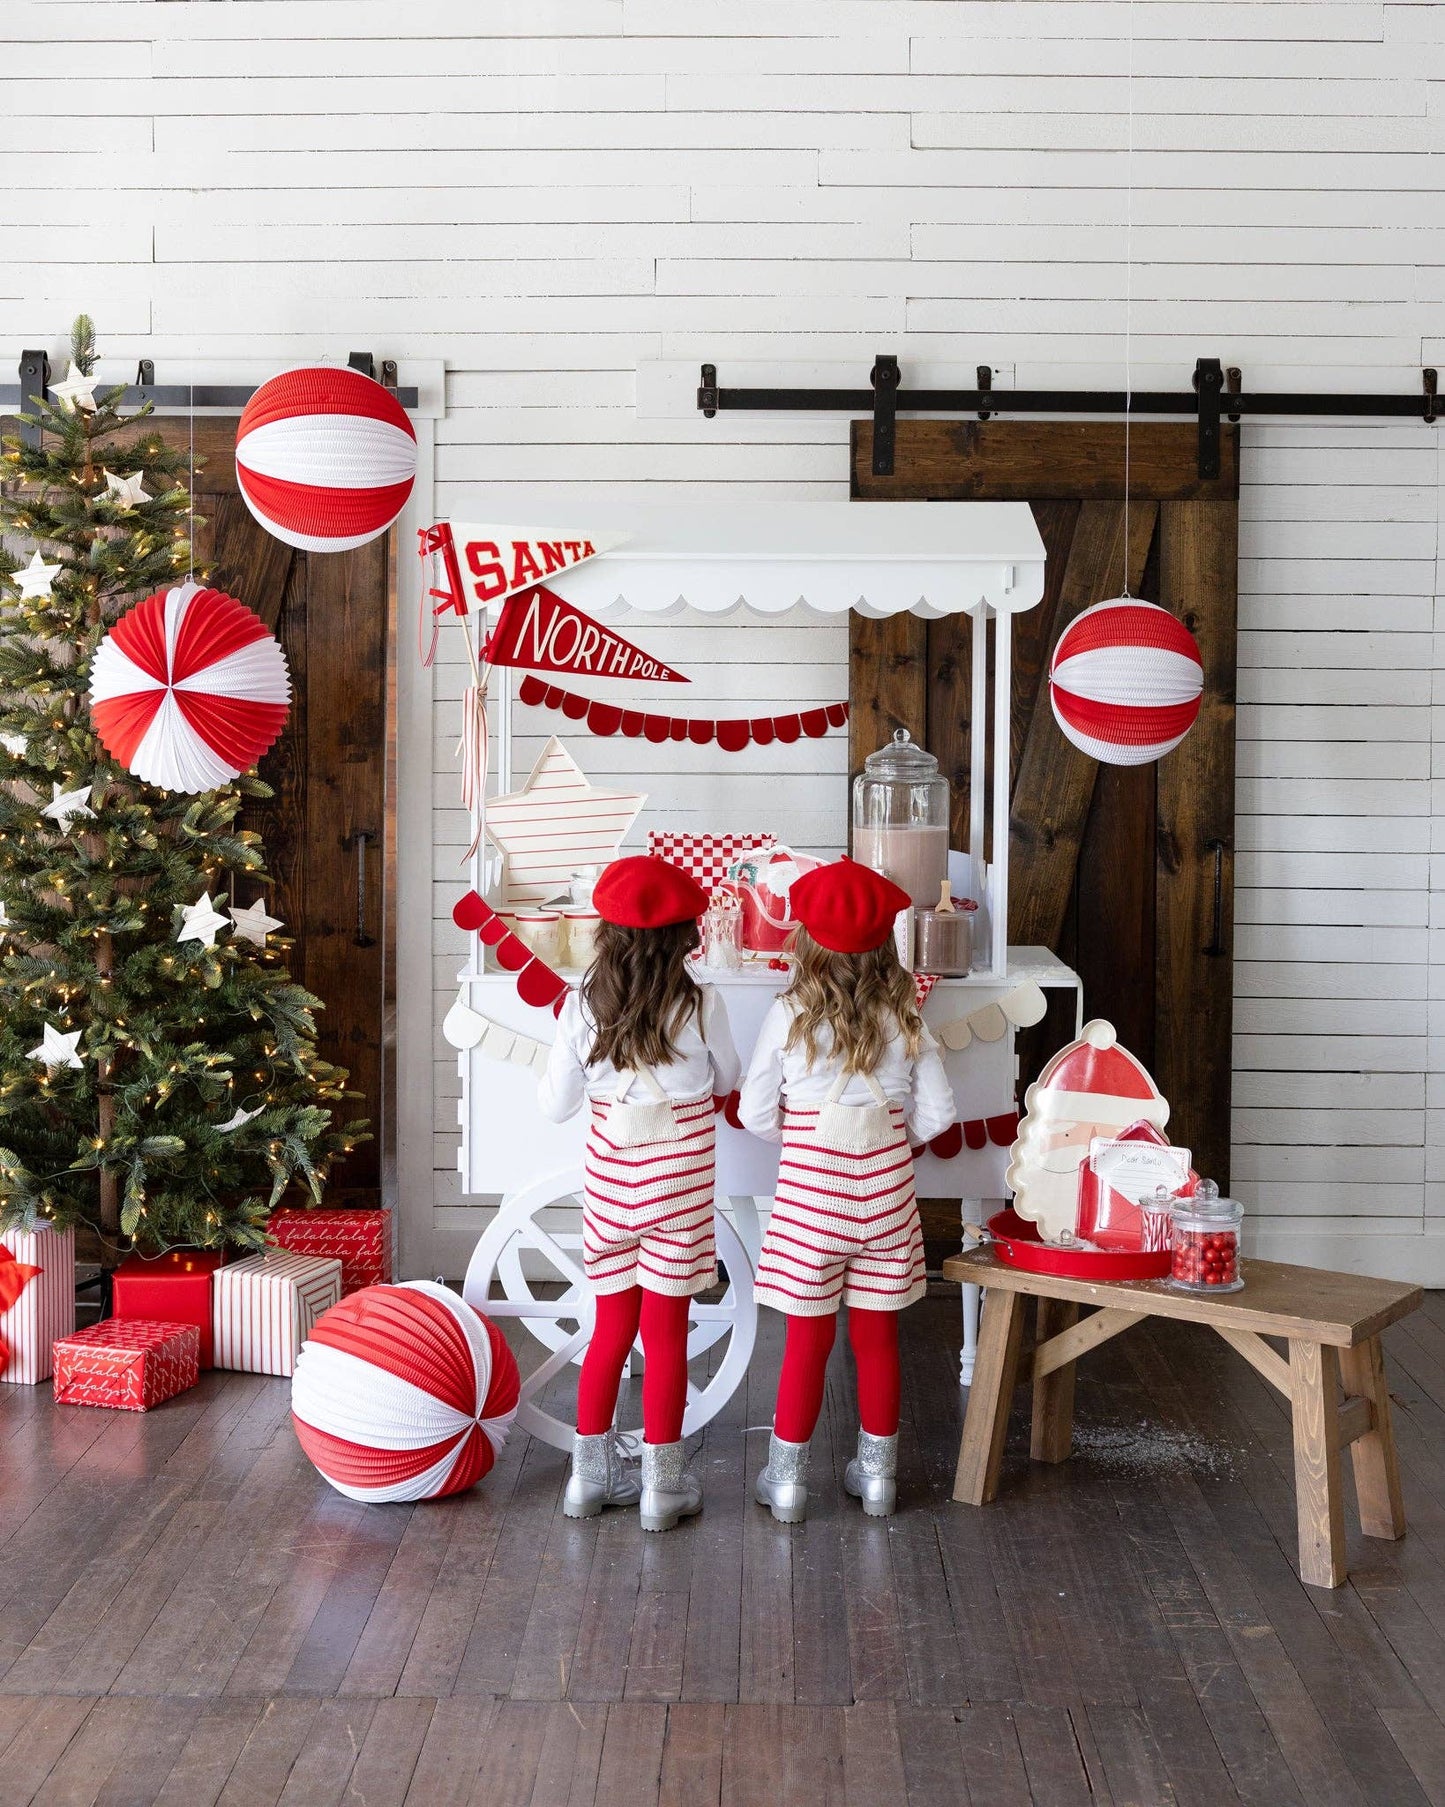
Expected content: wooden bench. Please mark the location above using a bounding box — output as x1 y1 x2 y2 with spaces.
941 1248 1422 1589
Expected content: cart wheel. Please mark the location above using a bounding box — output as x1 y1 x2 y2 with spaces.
460 1166 758 1453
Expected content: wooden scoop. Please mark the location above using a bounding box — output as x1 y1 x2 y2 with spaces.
936 879 955 914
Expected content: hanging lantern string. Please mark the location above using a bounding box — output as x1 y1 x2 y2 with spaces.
457 610 490 860
1121 0 1135 597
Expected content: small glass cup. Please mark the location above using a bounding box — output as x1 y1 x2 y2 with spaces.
1168 1180 1244 1292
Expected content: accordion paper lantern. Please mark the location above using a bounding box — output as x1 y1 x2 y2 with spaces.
1049 599 1203 767
89 582 291 792
235 366 418 553
290 1281 520 1503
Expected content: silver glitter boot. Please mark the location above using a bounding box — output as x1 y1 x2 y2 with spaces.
843 1429 898 1517
639 1439 702 1533
562 1431 642 1519
754 1431 810 1524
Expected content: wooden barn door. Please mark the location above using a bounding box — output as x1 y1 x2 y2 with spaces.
849 421 1238 1187
142 419 393 1203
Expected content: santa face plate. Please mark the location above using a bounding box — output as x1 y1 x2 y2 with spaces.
1004 1019 1170 1245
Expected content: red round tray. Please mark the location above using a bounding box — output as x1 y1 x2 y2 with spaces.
983 1208 1171 1282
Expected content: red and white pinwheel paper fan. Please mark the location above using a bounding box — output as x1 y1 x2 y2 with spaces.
89 581 291 793
290 1281 520 1503
1049 598 1203 767
235 366 418 553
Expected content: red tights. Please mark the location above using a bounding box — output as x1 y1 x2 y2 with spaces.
576 1286 691 1444
773 1307 900 1444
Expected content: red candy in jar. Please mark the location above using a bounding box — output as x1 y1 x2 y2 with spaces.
1168 1180 1244 1293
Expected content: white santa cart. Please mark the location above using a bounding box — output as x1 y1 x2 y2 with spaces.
441 502 1082 1443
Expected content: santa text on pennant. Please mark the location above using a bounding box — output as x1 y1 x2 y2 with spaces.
485 586 688 686
424 523 630 621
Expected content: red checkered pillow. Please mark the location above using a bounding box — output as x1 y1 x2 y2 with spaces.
647 831 777 893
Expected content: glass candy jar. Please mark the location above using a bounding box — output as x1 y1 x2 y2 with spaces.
700 891 743 970
852 729 951 910
1168 1181 1244 1292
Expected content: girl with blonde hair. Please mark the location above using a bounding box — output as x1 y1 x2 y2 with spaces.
740 858 955 1521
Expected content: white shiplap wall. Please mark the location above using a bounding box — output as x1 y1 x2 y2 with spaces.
7 0 1444 1279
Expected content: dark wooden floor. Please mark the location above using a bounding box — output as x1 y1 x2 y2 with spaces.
7 1291 1445 1806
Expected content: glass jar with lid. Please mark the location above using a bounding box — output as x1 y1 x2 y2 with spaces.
851 729 951 910
1167 1181 1244 1293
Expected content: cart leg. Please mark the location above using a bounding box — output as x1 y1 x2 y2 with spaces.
960 1284 981 1388
959 1210 981 1387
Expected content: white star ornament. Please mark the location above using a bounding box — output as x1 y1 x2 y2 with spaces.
228 899 284 947
12 551 60 601
41 783 94 831
103 468 148 506
27 1023 83 1070
51 362 98 413
177 891 230 948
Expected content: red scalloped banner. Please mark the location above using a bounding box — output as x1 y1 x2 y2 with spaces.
716 1090 1016 1158
517 675 848 750
452 890 568 1015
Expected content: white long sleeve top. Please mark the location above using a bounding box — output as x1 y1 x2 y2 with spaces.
537 981 741 1123
738 997 957 1146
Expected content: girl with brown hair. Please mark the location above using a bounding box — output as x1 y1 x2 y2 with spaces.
740 858 955 1522
540 855 738 1532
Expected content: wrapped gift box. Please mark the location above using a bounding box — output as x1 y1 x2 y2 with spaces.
213 1251 342 1376
112 1249 224 1368
1 1223 76 1385
267 1208 393 1297
53 1318 200 1411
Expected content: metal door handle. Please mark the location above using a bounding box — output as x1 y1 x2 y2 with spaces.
345 830 378 948
1203 839 1226 957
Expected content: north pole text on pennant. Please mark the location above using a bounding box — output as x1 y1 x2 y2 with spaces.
485 586 689 685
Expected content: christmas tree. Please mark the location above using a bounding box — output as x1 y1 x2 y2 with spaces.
0 317 364 1260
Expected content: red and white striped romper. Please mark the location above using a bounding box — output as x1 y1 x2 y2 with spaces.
753 1072 926 1318
583 1071 719 1298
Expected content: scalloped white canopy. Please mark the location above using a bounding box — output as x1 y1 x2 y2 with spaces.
463 502 1046 620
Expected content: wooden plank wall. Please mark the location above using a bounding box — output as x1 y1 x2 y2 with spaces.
5 1 1443 1277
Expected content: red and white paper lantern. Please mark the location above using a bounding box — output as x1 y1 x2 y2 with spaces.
1049 599 1203 766
89 582 291 793
235 367 417 553
291 1281 520 1503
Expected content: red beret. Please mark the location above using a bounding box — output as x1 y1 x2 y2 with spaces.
789 857 911 954
593 855 709 929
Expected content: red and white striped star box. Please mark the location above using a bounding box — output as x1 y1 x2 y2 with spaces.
1 1224 75 1385
53 1318 200 1412
485 736 644 907
213 1250 342 1377
267 1207 393 1297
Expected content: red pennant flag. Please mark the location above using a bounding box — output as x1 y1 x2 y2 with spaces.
484 586 689 686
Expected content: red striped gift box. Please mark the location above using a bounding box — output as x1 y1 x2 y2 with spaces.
53 1319 199 1411
266 1208 393 1298
213 1251 342 1377
1 1224 76 1385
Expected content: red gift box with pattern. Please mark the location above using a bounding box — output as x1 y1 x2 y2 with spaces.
266 1208 393 1297
53 1318 200 1412
112 1249 224 1369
